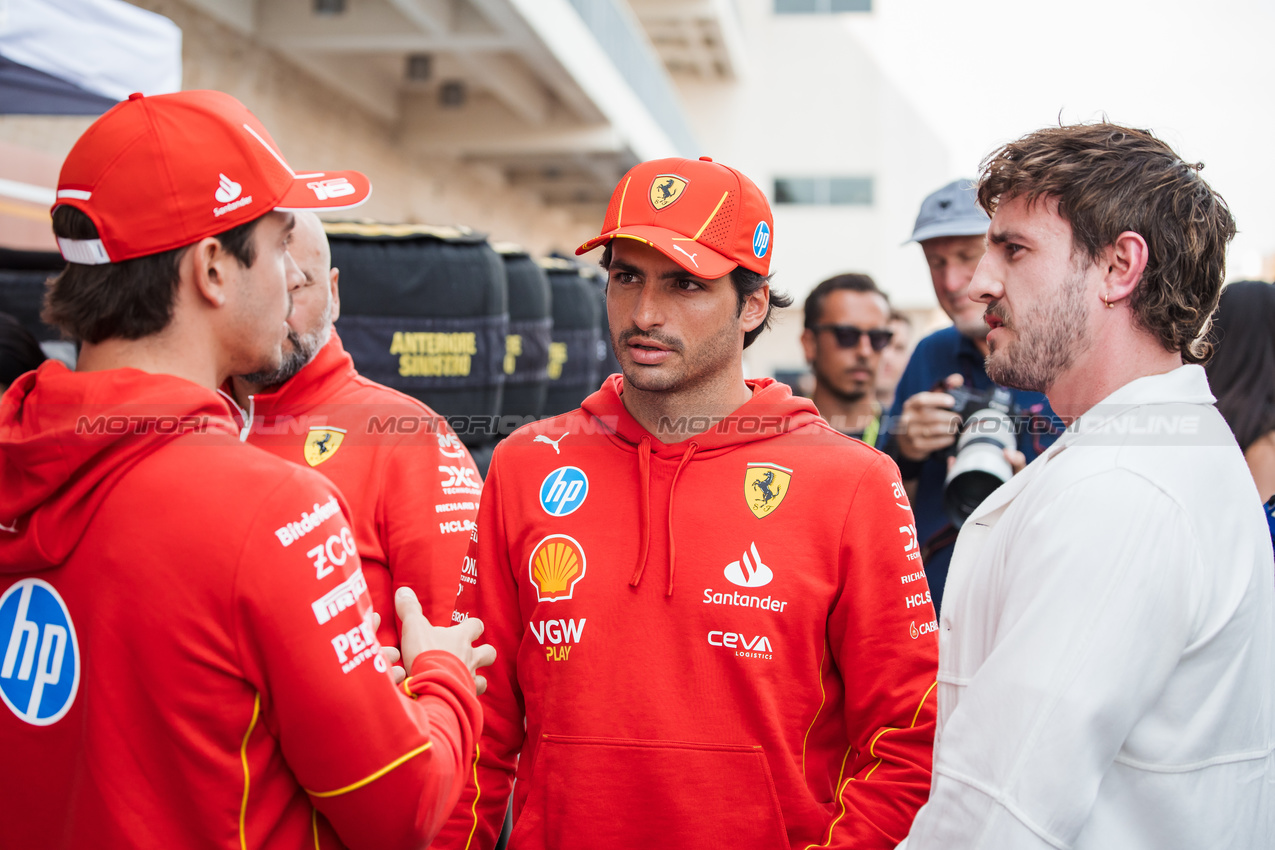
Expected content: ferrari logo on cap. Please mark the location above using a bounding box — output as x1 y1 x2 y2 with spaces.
745 463 792 519
304 427 346 467
649 175 688 210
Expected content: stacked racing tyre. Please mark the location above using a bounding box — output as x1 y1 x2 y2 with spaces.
584 262 621 382
537 257 602 418
325 222 508 447
0 248 76 367
493 243 552 432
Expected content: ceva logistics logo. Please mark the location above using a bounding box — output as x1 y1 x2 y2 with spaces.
0 579 80 725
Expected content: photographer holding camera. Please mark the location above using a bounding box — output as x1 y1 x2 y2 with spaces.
879 180 1060 614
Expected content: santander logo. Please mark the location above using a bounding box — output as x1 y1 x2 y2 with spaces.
215 173 242 203
723 542 773 588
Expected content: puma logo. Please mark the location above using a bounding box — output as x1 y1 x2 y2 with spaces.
534 432 569 454
671 244 699 268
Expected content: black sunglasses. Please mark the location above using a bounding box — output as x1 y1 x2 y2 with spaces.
811 324 894 351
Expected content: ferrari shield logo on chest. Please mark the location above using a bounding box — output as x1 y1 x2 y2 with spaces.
649 174 688 210
304 426 347 467
744 463 791 519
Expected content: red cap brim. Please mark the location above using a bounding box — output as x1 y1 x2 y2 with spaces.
275 170 372 212
576 225 736 279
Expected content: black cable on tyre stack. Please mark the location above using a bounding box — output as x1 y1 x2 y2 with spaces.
493 243 552 433
537 257 602 418
325 222 508 447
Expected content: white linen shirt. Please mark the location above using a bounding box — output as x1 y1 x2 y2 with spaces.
900 365 1275 849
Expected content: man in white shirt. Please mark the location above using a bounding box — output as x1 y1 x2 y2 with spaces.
900 123 1275 849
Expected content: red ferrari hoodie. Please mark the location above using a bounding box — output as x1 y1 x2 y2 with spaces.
437 376 938 850
0 363 481 850
226 333 481 645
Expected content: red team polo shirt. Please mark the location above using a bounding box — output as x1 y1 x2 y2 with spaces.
228 333 482 644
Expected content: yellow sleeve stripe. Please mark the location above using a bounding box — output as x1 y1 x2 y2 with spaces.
799 640 829 780
306 741 434 798
690 191 730 241
616 176 631 228
311 808 321 850
802 680 938 848
911 681 938 728
240 693 262 850
461 744 483 850
802 745 855 849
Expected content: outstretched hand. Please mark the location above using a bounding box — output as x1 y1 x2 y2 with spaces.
390 587 496 694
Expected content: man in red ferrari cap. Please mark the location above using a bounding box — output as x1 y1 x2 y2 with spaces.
435 157 938 849
0 90 492 849
226 210 481 644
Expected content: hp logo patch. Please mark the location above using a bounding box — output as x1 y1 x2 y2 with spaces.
0 579 80 726
539 467 589 517
752 221 770 259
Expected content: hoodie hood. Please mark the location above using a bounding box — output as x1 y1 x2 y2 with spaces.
580 374 821 457
0 362 237 571
578 374 821 595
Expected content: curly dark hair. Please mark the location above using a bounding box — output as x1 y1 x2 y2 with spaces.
977 123 1236 363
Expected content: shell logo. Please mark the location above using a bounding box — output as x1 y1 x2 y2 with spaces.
529 534 587 602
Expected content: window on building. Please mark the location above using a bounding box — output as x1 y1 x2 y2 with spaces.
775 0 872 14
774 177 874 206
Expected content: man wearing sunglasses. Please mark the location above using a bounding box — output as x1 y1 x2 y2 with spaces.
801 273 893 443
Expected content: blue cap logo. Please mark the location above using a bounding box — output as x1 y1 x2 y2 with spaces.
539 467 589 517
752 221 770 259
0 579 80 726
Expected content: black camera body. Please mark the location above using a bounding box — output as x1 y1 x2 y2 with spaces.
946 385 1019 422
942 385 1022 527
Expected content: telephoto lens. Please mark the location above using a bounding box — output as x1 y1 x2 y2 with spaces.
942 389 1018 526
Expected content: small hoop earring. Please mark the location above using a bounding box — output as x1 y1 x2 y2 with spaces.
1103 295 1114 308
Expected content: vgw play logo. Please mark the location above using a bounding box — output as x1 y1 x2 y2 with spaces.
0 579 80 725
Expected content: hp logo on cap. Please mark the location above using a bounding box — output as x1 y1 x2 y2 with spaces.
752 221 771 259
0 579 80 726
539 467 589 517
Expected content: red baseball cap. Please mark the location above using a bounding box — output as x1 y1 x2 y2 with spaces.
53 90 372 265
576 156 774 278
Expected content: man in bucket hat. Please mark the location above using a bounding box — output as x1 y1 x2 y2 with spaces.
436 157 938 849
0 90 492 849
878 180 1060 616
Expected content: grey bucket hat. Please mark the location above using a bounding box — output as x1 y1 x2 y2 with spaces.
908 179 990 243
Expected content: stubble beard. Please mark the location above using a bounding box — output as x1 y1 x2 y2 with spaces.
814 358 870 403
240 300 334 388
984 266 1090 393
615 320 739 396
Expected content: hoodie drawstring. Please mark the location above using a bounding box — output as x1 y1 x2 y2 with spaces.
664 442 698 597
215 389 255 442
629 435 653 588
628 437 699 597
